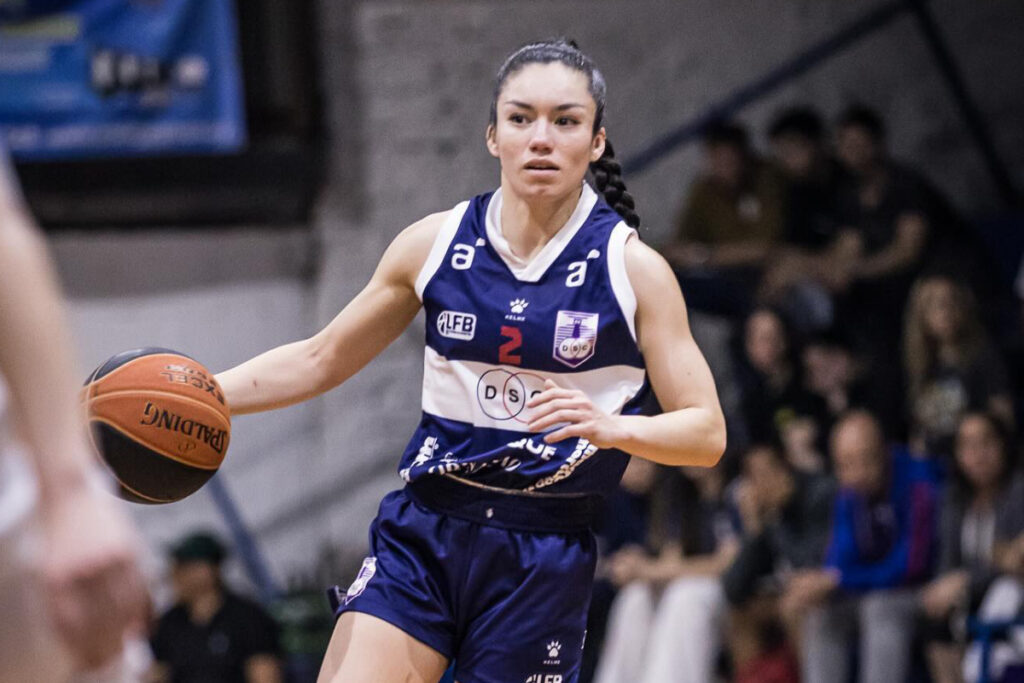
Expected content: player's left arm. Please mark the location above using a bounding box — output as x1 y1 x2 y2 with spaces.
528 237 726 466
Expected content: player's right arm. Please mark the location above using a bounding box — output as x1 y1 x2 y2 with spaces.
217 211 448 415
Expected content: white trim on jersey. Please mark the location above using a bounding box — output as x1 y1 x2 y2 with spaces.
414 201 471 301
607 222 639 342
421 346 645 433
485 183 598 282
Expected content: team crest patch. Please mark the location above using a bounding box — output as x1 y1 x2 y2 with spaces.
553 311 598 368
344 556 377 605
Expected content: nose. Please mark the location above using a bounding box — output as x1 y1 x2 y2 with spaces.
529 119 553 152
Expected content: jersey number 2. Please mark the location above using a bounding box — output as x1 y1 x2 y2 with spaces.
499 326 522 366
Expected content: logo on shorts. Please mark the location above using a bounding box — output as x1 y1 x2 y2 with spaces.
525 675 563 683
552 311 598 368
344 556 377 605
437 310 476 341
544 641 562 666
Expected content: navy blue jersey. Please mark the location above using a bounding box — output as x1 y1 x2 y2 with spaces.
400 184 650 497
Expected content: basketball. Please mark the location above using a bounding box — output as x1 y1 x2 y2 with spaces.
83 347 231 504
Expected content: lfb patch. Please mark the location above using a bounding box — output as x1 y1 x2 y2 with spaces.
345 556 377 605
553 311 599 368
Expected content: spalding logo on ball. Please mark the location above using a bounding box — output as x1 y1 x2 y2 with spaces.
83 348 231 504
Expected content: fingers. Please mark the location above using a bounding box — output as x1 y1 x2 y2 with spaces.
528 405 585 432
543 421 587 444
525 379 578 408
48 555 146 669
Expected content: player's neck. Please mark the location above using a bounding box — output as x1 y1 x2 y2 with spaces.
498 184 582 262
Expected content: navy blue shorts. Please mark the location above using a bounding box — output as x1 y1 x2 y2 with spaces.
330 477 600 683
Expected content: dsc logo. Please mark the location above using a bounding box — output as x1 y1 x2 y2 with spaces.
437 311 476 341
525 676 562 683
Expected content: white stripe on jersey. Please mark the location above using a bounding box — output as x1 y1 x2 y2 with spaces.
485 183 598 282
421 346 645 433
414 201 470 301
607 222 639 342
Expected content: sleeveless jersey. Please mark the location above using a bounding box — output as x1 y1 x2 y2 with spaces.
400 183 651 498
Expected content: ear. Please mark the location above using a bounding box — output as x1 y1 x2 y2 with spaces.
590 127 607 163
485 124 499 159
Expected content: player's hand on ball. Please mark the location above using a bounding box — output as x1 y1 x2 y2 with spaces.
41 471 147 669
527 379 627 447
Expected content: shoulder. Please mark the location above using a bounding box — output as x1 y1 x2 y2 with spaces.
378 209 452 285
623 236 678 294
393 210 451 255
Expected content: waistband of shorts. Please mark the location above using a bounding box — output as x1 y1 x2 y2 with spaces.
405 475 600 533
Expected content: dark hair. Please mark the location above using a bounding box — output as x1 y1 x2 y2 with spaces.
702 119 750 152
170 531 227 565
804 324 855 353
490 39 640 228
837 104 886 142
769 106 825 143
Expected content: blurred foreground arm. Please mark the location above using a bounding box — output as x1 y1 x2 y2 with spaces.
0 158 145 669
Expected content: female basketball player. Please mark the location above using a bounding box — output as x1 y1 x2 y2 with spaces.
217 40 726 683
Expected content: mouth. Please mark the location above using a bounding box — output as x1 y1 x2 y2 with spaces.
524 160 560 173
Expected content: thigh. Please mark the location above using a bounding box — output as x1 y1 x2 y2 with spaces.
455 527 596 683
318 611 449 683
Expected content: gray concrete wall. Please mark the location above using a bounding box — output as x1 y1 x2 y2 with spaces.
49 0 1024 587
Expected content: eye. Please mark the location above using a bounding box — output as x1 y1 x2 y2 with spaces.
508 113 528 124
555 116 579 126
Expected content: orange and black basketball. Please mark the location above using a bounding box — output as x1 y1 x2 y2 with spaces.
83 348 231 504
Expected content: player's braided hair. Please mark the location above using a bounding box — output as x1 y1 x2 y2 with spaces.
491 38 641 229
590 140 639 228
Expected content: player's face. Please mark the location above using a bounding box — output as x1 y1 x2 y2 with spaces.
487 62 606 202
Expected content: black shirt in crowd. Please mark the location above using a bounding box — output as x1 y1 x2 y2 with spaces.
151 591 282 683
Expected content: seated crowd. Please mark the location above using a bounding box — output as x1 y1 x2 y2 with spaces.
580 105 1024 683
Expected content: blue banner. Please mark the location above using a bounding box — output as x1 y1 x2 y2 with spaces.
0 0 246 160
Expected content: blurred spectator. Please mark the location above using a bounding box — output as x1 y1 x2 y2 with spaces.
593 464 740 683
150 531 282 683
799 325 902 459
768 106 845 250
829 105 934 431
960 424 1024 682
789 411 938 683
760 107 850 330
833 105 930 288
736 306 827 449
920 412 1024 683
662 120 787 316
904 274 1014 461
722 444 835 682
